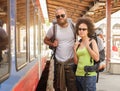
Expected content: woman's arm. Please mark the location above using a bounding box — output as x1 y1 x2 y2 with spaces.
73 42 79 64
86 39 99 62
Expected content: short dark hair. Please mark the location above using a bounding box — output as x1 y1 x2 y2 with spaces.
55 7 67 15
76 17 95 38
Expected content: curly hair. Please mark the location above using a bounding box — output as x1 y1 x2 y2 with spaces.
76 17 95 38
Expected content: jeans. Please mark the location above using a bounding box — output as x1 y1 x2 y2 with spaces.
76 76 96 91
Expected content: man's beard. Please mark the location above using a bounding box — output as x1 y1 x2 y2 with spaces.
58 19 67 26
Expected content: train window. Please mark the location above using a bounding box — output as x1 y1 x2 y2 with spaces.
35 14 39 56
0 0 10 82
15 0 27 70
36 11 42 57
41 25 47 57
35 8 41 57
29 0 35 61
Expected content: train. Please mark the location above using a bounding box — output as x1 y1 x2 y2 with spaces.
0 0 48 91
1 0 120 91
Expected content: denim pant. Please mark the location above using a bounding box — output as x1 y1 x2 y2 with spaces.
76 76 96 91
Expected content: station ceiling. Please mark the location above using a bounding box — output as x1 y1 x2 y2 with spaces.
0 0 44 25
46 0 120 23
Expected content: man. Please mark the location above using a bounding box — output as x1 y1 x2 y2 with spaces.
95 28 104 51
0 20 8 64
44 7 77 91
95 27 106 70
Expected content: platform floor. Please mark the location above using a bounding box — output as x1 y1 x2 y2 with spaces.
97 71 120 91
36 60 120 91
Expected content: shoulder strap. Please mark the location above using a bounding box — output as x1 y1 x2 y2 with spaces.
76 39 82 51
53 24 55 39
70 21 76 42
92 33 98 44
89 41 97 64
89 39 99 83
70 22 76 42
67 18 76 41
89 39 94 63
51 23 57 43
49 24 56 60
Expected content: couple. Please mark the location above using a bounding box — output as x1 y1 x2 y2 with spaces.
44 7 102 91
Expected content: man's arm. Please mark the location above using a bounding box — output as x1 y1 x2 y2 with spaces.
44 36 53 46
44 36 58 47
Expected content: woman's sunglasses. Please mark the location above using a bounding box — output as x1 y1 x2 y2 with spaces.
78 28 87 31
56 14 65 19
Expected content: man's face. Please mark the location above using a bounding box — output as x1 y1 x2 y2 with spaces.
55 9 67 25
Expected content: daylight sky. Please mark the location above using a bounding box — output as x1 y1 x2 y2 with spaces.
39 0 48 19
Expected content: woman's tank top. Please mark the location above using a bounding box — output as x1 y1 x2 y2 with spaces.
75 47 96 76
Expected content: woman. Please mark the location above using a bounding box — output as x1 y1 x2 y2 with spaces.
74 17 99 91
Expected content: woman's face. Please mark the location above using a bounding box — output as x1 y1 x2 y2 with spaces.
78 23 88 38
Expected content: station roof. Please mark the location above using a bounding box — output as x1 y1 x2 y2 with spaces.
0 0 44 25
46 0 120 23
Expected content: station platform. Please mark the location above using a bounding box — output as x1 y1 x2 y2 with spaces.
97 71 120 91
94 57 120 91
36 59 120 91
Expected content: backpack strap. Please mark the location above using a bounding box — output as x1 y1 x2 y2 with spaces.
76 39 82 51
50 23 57 60
52 22 57 40
70 23 76 42
92 33 98 44
89 41 93 64
89 39 100 83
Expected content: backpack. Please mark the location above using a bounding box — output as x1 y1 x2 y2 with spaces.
49 18 76 51
77 33 105 82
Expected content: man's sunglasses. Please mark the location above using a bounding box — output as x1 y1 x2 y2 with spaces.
78 28 87 31
56 14 65 19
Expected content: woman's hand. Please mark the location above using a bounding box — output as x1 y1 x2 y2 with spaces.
84 39 92 48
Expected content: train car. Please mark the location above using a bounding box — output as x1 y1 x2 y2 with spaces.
0 0 47 91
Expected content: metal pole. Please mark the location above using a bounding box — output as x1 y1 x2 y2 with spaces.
106 0 111 71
